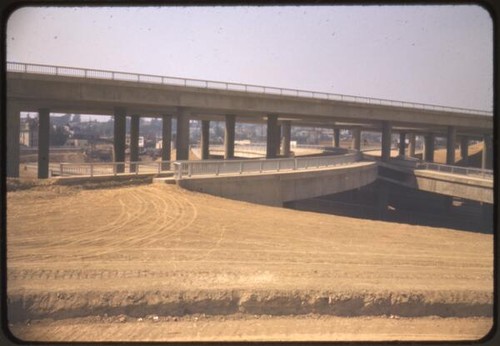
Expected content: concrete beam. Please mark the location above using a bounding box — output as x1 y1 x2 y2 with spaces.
201 120 210 160
424 133 435 163
266 115 278 159
113 108 126 173
7 103 21 177
129 115 140 173
9 73 492 131
224 115 236 159
381 121 392 162
37 108 50 179
161 115 172 169
333 128 340 148
446 126 457 165
176 109 190 160
282 121 291 157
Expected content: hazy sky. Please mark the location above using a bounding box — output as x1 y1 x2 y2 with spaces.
6 5 493 113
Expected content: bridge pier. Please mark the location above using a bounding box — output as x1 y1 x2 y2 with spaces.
129 115 140 173
482 134 492 169
224 115 235 159
446 126 456 165
408 133 416 158
7 103 21 177
381 121 392 162
399 132 406 156
176 110 190 160
352 128 361 151
276 124 282 156
113 108 126 173
266 115 279 159
162 115 172 169
281 121 291 157
460 136 469 166
424 133 435 163
201 120 210 160
333 128 340 148
37 108 50 179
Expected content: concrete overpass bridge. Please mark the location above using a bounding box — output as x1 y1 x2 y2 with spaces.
6 61 493 183
377 158 493 204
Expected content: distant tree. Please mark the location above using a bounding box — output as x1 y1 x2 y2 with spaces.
50 125 68 146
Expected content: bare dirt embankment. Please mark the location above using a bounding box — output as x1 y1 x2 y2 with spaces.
6 181 493 341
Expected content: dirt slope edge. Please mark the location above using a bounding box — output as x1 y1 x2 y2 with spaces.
8 288 492 322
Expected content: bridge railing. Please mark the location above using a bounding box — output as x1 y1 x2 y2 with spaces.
7 61 492 116
416 162 493 179
173 152 362 179
57 161 173 177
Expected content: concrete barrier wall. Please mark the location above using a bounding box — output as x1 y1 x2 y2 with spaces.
413 171 493 204
177 162 378 206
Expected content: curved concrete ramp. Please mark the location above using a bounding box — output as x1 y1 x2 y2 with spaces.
177 161 377 206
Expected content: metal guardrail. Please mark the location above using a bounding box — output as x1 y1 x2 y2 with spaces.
173 152 362 179
190 143 329 156
58 161 173 177
6 61 492 116
416 162 493 179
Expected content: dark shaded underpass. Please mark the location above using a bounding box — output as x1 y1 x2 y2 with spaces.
285 180 493 234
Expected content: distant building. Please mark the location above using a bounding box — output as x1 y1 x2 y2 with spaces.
19 117 38 147
125 135 145 148
155 140 174 150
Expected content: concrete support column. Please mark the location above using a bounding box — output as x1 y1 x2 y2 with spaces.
424 133 435 163
408 133 416 158
6 103 21 177
161 115 172 170
281 121 292 157
201 120 210 160
333 128 340 148
352 128 361 151
266 115 279 159
398 132 406 157
460 136 469 166
482 134 493 169
381 121 392 162
446 126 457 165
129 115 140 173
113 108 126 173
37 108 50 178
224 115 236 159
176 110 190 160
276 125 282 156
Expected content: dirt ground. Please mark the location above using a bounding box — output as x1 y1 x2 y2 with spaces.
5 181 494 342
8 315 493 342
